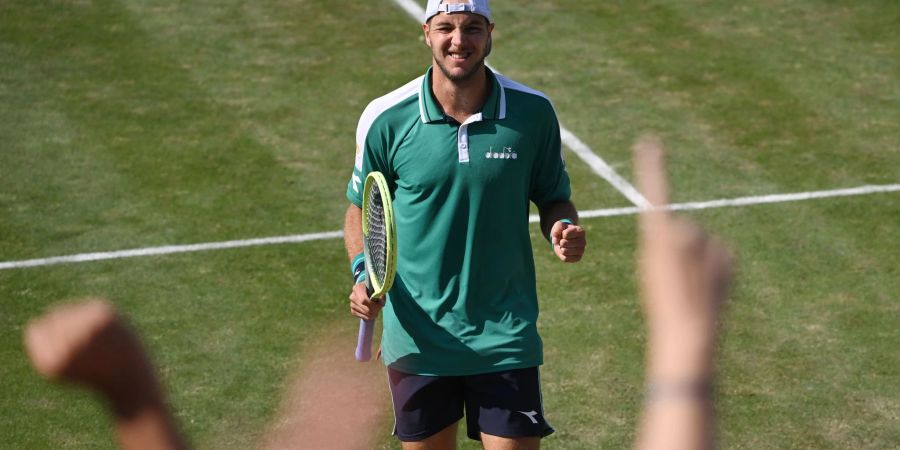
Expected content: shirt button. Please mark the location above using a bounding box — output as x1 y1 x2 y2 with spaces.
460 143 468 149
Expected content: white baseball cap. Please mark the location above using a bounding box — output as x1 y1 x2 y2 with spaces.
424 0 493 24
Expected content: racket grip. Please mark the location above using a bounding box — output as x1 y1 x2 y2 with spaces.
355 318 375 361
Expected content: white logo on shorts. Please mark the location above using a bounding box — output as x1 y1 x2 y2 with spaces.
518 410 540 424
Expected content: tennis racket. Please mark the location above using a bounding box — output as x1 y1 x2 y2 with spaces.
356 171 397 361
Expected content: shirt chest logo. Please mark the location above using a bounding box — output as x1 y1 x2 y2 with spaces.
484 146 518 160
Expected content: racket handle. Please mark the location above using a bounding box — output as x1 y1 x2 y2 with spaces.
355 319 375 361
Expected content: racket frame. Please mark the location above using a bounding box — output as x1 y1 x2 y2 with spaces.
356 171 397 361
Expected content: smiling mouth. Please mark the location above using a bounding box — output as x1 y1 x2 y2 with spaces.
449 51 471 61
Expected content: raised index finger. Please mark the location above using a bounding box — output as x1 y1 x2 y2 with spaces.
633 135 670 210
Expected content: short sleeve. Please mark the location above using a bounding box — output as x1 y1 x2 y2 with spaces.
346 108 392 206
529 108 571 207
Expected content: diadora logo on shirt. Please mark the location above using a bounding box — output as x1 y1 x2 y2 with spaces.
484 146 518 160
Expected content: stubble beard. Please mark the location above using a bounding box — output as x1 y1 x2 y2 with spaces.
435 36 492 84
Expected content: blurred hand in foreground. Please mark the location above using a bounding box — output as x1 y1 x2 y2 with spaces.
633 136 733 450
24 299 186 450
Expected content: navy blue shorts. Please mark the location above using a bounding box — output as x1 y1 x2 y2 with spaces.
386 366 555 442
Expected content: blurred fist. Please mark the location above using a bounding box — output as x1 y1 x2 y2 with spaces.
24 299 154 397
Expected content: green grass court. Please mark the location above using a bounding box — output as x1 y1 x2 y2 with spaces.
1 0 898 448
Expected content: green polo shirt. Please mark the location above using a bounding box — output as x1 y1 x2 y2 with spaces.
346 67 570 376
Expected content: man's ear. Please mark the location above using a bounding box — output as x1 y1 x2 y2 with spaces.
422 23 432 47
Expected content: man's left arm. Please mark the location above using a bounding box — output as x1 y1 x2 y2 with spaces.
539 200 586 263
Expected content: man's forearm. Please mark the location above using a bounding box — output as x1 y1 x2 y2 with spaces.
537 200 579 240
344 204 364 261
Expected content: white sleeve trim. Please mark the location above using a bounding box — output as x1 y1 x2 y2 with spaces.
355 76 424 170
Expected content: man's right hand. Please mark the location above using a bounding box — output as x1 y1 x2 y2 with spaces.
349 282 385 321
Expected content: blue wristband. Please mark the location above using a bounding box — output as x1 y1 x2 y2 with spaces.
350 252 366 284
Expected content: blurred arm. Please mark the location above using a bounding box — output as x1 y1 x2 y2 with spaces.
633 137 733 450
24 299 187 450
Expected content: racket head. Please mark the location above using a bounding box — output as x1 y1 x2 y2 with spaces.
361 171 397 298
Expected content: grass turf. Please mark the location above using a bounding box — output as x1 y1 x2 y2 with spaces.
1 0 898 448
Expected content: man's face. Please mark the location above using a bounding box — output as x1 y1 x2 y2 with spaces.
423 10 493 83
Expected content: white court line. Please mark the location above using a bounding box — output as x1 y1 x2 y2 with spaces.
392 0 425 20
572 183 900 220
558 128 649 207
390 0 649 207
0 231 343 270
2 184 897 271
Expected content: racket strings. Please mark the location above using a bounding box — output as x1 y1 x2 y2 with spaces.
365 188 388 285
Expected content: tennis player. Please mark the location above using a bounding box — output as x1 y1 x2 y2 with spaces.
343 1 586 448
